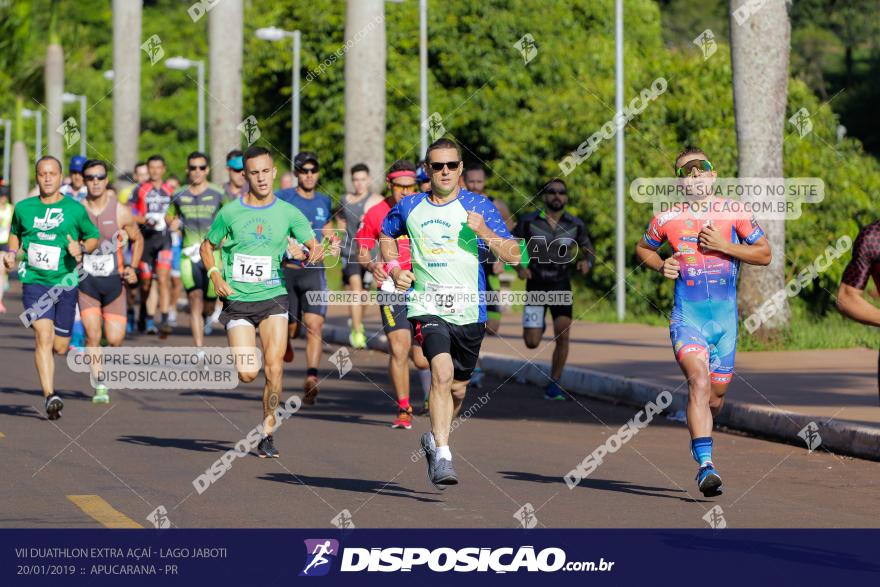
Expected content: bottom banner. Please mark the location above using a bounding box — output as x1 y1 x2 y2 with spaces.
2 529 877 585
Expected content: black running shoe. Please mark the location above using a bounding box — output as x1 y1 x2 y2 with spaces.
256 435 279 458
45 394 64 420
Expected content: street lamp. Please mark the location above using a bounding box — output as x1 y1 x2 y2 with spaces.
255 26 301 163
1 118 10 183
419 0 428 158
165 56 206 152
21 108 42 161
615 0 625 320
62 92 87 157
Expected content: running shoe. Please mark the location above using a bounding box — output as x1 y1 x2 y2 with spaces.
145 318 158 335
92 384 110 404
469 367 484 388
167 310 178 326
544 380 566 401
283 340 294 363
392 406 413 429
45 394 64 420
696 463 723 497
127 311 135 334
419 432 458 489
256 435 279 458
204 320 214 336
349 327 367 349
418 400 430 416
303 375 319 405
158 319 172 338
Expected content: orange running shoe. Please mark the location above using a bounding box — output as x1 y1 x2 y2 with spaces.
392 406 413 429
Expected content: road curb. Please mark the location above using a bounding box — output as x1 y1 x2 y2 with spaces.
323 324 880 461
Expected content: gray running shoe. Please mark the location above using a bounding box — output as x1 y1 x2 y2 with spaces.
420 432 458 489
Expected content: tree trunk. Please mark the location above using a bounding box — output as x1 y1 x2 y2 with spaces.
11 98 29 203
113 0 142 175
343 0 386 194
729 0 791 338
45 43 64 161
208 0 243 184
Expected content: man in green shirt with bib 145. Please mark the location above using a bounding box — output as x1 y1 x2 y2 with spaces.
200 146 323 459
3 156 100 420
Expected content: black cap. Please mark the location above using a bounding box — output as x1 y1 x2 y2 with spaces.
294 151 319 171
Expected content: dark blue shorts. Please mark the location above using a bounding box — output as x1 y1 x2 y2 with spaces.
21 282 78 336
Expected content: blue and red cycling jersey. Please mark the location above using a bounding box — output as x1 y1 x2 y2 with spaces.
642 200 765 383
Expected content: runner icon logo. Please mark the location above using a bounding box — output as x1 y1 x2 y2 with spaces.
798 421 822 452
300 539 340 577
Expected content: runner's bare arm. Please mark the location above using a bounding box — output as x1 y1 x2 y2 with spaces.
118 204 144 279
699 225 771 266
303 237 325 264
200 239 233 298
635 238 680 279
2 234 20 269
467 211 521 264
836 283 880 327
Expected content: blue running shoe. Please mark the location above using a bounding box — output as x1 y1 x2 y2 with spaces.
696 463 723 497
145 318 158 335
544 380 566 401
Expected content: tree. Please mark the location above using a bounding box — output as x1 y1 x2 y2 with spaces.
343 0 386 193
729 0 792 338
112 0 142 175
208 0 243 184
11 98 30 202
45 0 63 161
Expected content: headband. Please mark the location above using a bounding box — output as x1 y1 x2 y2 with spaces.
387 170 417 181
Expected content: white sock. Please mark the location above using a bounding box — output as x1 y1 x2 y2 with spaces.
436 445 452 461
417 368 432 402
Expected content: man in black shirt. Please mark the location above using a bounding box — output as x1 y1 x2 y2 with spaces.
513 178 594 400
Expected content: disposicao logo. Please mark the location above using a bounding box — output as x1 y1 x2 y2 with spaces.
300 539 340 577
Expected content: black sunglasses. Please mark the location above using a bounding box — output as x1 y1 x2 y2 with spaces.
429 161 460 172
84 174 108 182
189 165 208 171
298 167 319 175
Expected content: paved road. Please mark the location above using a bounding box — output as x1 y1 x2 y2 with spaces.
1 294 879 529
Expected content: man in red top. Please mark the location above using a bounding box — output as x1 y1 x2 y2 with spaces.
356 160 431 428
129 154 175 335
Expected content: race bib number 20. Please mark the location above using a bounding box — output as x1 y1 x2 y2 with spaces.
232 253 271 283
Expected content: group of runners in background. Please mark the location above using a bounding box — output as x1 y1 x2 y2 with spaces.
1 137 877 497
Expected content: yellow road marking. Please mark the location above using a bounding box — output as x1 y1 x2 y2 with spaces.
67 495 143 528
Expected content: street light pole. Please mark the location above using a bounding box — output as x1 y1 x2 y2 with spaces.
1 118 10 182
292 30 301 160
419 0 428 158
255 27 301 164
196 60 205 153
615 0 625 321
22 109 42 161
165 57 206 153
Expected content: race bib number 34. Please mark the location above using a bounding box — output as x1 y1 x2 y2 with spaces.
28 243 61 271
232 254 271 283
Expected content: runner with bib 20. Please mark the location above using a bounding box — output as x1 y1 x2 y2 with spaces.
380 138 522 489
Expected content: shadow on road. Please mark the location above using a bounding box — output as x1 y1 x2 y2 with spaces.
499 470 707 503
0 404 43 420
117 435 234 453
258 471 442 503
